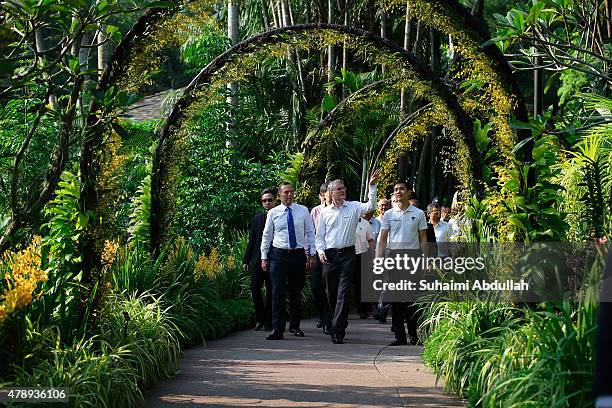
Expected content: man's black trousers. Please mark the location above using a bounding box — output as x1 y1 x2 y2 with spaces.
311 257 331 325
269 247 306 332
388 249 422 340
250 263 272 327
353 252 372 315
323 247 355 337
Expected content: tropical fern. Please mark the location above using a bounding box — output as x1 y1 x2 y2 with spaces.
128 174 151 247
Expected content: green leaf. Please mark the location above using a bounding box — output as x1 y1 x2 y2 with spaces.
512 136 534 153
77 213 88 228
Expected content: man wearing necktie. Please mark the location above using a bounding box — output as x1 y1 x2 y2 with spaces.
315 169 380 344
261 182 317 340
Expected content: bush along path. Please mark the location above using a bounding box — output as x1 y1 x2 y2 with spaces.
145 316 463 407
0 237 255 407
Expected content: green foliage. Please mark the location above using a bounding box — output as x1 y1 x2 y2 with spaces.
421 301 524 399
110 234 252 343
566 134 611 238
180 26 231 73
502 131 568 242
174 103 281 251
98 292 182 387
128 174 151 246
12 338 143 408
34 171 92 340
558 70 589 106
422 300 597 407
277 152 304 190
0 99 57 219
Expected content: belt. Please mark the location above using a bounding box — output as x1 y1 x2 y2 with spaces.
273 246 305 254
325 246 355 255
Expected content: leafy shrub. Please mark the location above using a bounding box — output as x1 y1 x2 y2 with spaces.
421 300 597 407
12 338 142 408
478 302 596 408
98 292 182 387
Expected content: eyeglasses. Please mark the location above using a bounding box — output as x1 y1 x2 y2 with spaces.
261 198 274 203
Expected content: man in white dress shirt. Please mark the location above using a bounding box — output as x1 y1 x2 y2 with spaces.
261 182 317 340
378 180 428 346
427 202 451 257
315 169 380 344
310 183 332 334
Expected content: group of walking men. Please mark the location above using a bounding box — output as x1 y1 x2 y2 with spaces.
242 172 453 345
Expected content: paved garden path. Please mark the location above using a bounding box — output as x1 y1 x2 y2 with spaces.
146 316 464 407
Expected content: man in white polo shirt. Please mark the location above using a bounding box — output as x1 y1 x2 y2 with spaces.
315 169 380 344
378 180 428 346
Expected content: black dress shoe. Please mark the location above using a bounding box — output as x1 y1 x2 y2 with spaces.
266 330 283 340
289 328 304 337
254 322 265 331
389 337 408 346
323 324 332 335
315 319 323 328
331 334 344 344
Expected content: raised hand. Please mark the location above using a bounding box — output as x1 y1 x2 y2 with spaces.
369 168 381 185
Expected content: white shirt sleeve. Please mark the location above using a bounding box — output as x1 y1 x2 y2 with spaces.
261 209 274 260
418 210 428 230
359 185 377 214
381 211 390 231
315 211 327 255
304 207 316 256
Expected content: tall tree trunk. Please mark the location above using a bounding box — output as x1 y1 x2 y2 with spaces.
341 0 348 99
261 0 270 30
605 0 612 39
270 0 279 28
227 0 240 111
327 0 336 83
97 24 108 79
398 0 412 179
416 133 431 204
280 0 291 26
471 0 484 18
380 8 387 75
533 55 543 116
400 0 412 113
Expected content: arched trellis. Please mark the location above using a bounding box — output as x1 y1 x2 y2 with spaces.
150 23 485 254
297 76 470 204
70 0 530 329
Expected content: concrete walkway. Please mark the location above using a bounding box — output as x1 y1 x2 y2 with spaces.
146 316 464 407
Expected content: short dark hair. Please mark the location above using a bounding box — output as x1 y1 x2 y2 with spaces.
278 181 293 191
261 188 276 198
319 183 328 195
393 180 412 191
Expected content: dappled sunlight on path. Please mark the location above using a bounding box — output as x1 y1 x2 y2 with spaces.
146 317 464 407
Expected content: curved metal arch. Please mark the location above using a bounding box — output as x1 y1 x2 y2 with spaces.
149 23 483 253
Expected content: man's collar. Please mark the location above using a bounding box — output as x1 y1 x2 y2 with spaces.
394 203 415 212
